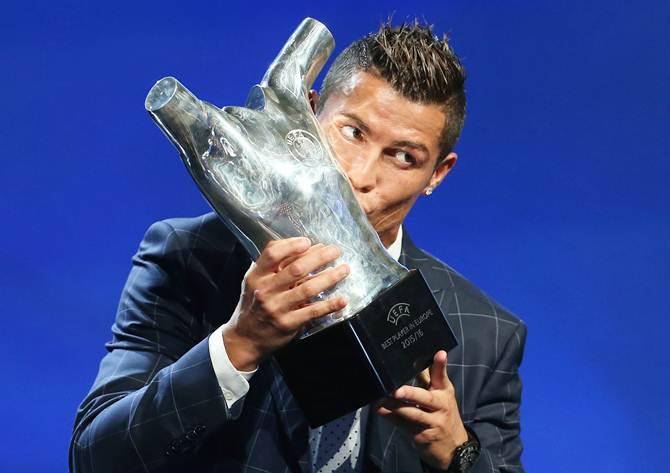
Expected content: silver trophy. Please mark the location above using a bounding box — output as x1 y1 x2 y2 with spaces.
145 18 406 337
145 18 456 426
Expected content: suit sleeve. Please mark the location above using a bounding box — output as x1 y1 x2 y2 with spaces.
69 221 236 473
467 321 527 473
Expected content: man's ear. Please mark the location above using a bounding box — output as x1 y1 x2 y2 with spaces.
428 152 458 190
308 89 320 114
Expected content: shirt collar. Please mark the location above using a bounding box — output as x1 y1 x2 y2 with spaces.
386 226 403 261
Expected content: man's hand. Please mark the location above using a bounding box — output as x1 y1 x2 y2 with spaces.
376 351 468 470
223 237 349 371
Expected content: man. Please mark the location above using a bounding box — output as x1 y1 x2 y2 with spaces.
71 22 526 473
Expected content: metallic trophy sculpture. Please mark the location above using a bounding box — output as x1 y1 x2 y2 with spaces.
145 18 405 337
145 18 456 426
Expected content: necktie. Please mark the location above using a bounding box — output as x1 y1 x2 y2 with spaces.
309 407 366 473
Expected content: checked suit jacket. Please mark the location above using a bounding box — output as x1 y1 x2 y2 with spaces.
70 213 527 473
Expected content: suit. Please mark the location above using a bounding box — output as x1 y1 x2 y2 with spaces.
70 213 526 472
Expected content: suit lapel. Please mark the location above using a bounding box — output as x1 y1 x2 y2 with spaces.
400 230 455 303
365 409 396 471
365 377 427 472
269 358 310 473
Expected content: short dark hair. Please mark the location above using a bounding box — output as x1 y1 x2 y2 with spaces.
317 21 467 158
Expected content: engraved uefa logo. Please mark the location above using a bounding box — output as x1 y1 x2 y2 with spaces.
387 302 411 326
285 129 323 161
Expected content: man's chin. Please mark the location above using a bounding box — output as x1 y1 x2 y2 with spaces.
356 203 388 236
363 212 380 228
366 217 386 237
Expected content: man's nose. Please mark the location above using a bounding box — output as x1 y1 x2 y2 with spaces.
346 152 379 193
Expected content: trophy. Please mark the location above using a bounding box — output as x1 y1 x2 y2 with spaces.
145 18 457 426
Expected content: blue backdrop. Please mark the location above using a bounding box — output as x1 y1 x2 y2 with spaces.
2 1 668 471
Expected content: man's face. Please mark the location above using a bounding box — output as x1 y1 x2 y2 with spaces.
315 71 456 247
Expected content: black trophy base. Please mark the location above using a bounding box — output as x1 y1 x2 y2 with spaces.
273 269 458 427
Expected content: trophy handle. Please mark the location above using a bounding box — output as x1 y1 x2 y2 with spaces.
145 77 213 161
261 17 335 101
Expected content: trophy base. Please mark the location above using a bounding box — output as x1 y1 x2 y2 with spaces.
273 269 458 427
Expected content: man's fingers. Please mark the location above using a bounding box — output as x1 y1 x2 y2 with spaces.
393 386 442 411
272 244 342 290
280 263 350 309
277 244 325 273
429 350 448 390
375 406 421 435
376 397 433 427
416 368 431 388
255 238 311 272
287 295 348 327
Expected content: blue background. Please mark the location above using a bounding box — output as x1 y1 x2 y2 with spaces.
1 1 668 471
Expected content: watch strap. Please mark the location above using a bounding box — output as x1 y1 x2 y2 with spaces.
446 426 481 473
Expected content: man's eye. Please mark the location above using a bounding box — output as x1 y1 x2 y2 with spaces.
341 125 362 140
392 150 415 166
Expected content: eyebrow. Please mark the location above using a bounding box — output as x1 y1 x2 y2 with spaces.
390 140 429 156
340 112 371 135
340 112 430 157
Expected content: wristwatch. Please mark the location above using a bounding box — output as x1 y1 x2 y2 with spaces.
447 426 480 472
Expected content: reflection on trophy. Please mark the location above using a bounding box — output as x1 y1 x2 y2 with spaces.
144 18 405 337
145 17 457 426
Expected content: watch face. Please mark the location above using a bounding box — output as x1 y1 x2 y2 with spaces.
461 445 479 466
451 442 480 472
